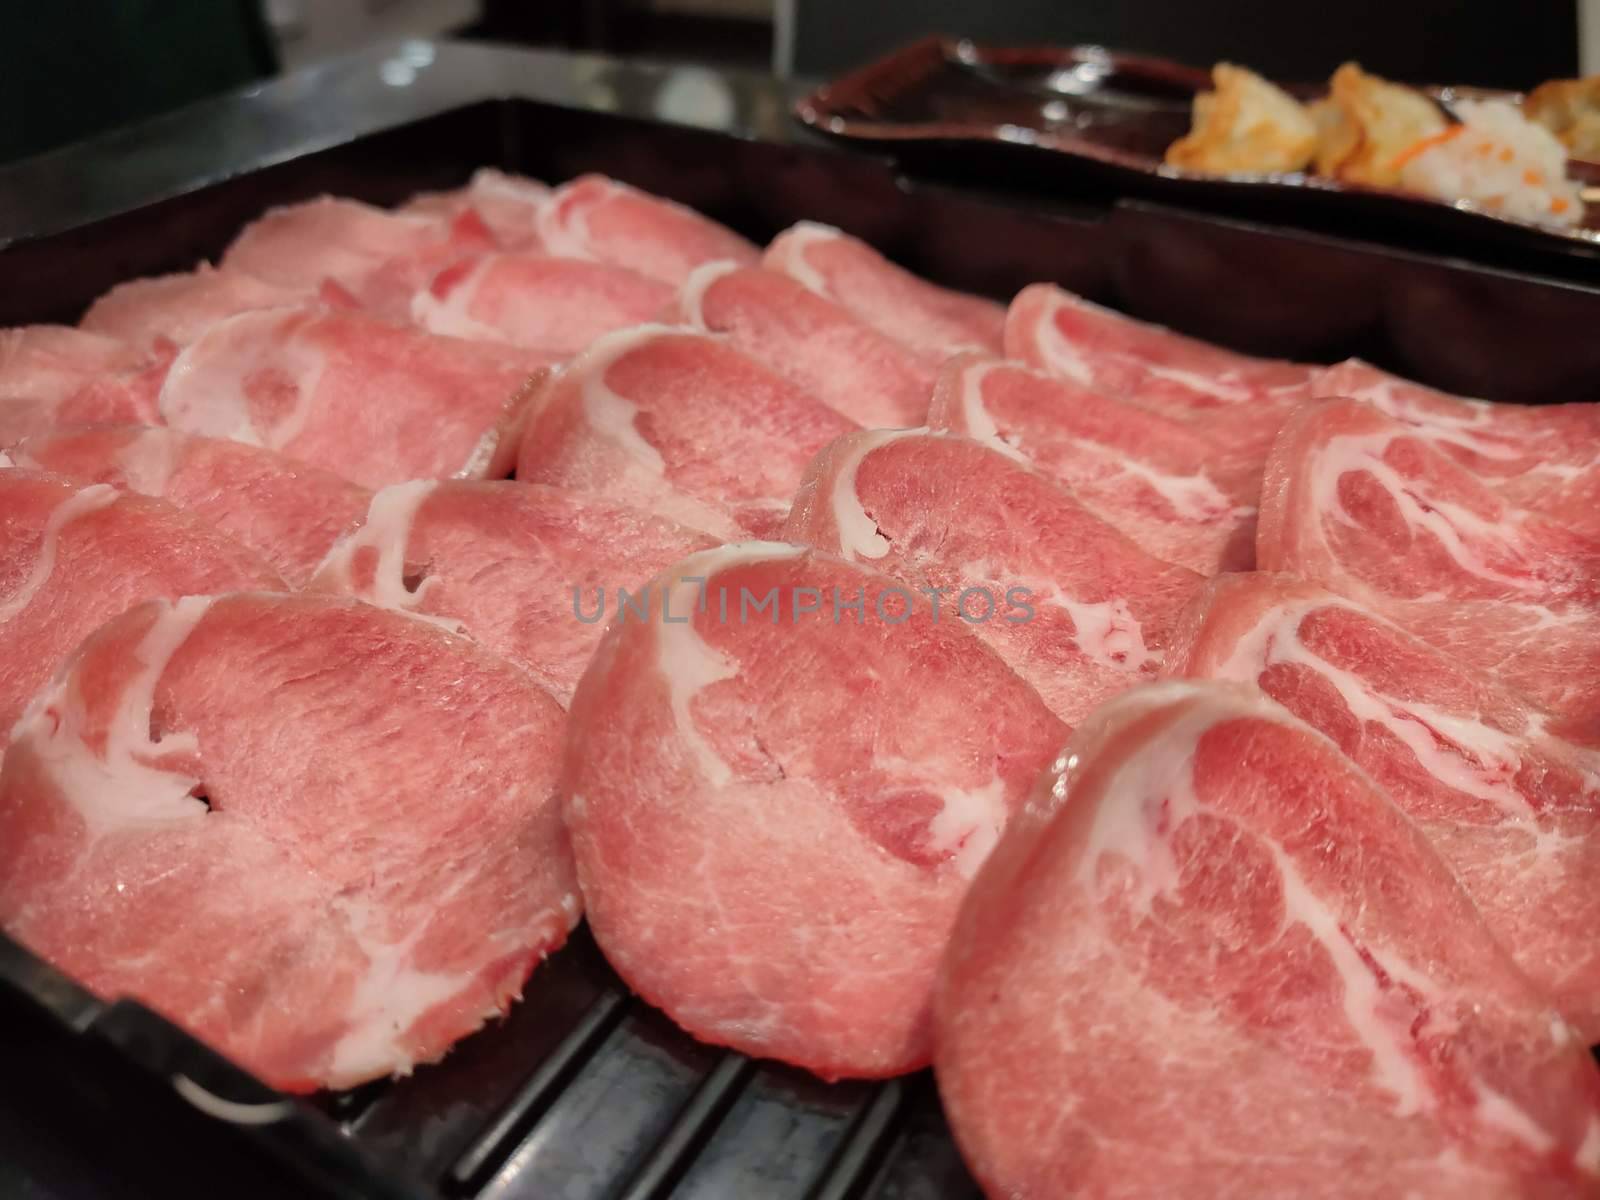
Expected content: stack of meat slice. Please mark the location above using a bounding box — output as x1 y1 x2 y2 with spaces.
515 325 856 539
0 326 171 444
6 162 1600 1194
763 221 1006 360
309 480 716 705
1168 573 1600 1038
1313 358 1600 539
158 306 554 486
936 681 1600 1198
669 262 936 427
8 425 370 586
783 429 1201 723
562 543 1065 1077
928 354 1259 573
0 591 575 1091
1261 395 1600 736
399 167 550 248
0 469 284 750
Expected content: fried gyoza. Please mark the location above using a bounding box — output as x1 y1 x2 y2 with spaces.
1314 63 1448 187
1165 64 1317 174
1524 75 1600 160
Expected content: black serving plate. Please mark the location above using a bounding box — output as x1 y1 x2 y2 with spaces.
796 36 1600 277
3 37 1600 1200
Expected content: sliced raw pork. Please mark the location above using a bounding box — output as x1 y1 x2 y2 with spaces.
1259 397 1600 606
9 425 370 587
763 222 1005 359
158 306 553 488
0 326 169 445
564 543 1065 1078
79 264 308 350
1260 398 1600 733
514 326 856 539
927 354 1259 573
1168 572 1600 1038
783 430 1200 723
220 196 495 318
400 168 550 248
671 264 935 427
0 591 575 1091
536 174 758 286
310 481 716 704
411 252 674 356
1314 358 1600 539
936 680 1600 1200
1005 283 1314 418
0 469 281 749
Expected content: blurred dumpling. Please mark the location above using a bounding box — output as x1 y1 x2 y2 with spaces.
1315 62 1448 187
1524 75 1600 160
1165 64 1317 174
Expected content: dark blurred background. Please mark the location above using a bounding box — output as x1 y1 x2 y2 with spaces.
1 0 1590 165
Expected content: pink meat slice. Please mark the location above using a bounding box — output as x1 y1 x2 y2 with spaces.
1259 398 1600 733
514 326 857 539
9 424 370 587
1168 571 1600 1038
1004 283 1311 476
564 543 1065 1078
927 353 1260 573
0 591 575 1092
536 173 758 286
671 264 935 427
309 480 716 705
157 305 554 487
1259 397 1600 607
411 252 674 356
79 264 310 350
0 469 282 750
1315 358 1600 539
220 196 495 319
399 168 551 248
936 680 1600 1200
783 430 1200 723
762 222 1005 359
0 326 170 445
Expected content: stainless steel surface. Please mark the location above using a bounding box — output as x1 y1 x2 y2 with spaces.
0 39 809 246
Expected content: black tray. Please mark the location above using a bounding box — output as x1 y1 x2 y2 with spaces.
4 38 1600 1200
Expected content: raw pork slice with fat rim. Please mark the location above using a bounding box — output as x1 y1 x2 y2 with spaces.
536 173 759 286
157 306 555 488
0 469 282 751
1168 571 1600 1039
0 591 576 1092
514 325 857 539
1259 396 1600 605
1313 358 1600 540
1259 396 1600 734
310 480 717 705
400 168 551 249
220 196 495 319
0 325 170 445
762 222 1006 359
783 429 1201 723
1004 283 1312 473
79 264 310 351
8 424 370 588
410 252 675 356
670 263 936 428
936 680 1600 1200
927 353 1260 573
563 542 1066 1078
